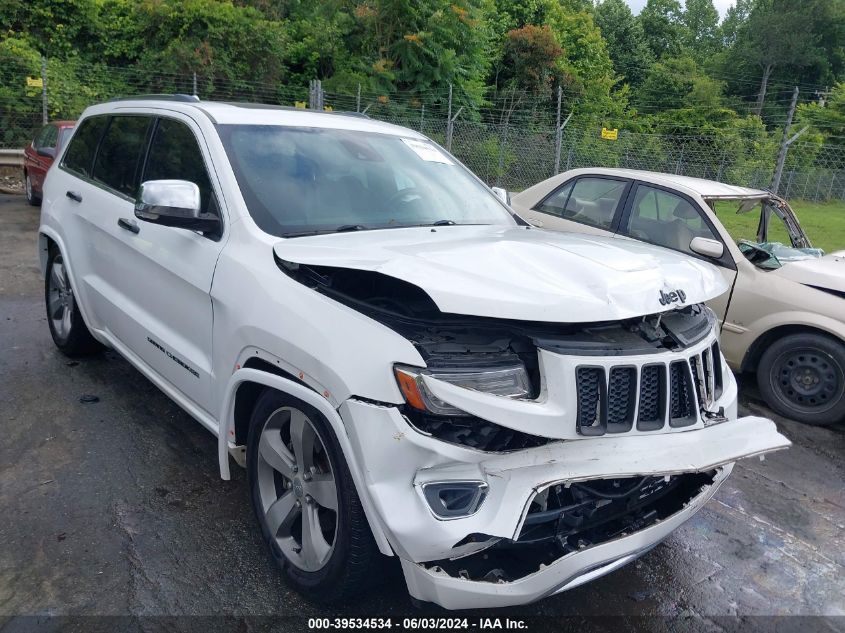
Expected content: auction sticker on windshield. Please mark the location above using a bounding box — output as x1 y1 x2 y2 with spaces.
401 138 454 164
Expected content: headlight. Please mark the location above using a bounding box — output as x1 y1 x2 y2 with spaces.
394 363 532 416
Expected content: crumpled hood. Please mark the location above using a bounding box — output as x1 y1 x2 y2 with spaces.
773 250 845 293
273 225 728 322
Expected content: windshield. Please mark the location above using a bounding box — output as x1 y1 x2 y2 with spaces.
711 197 822 270
218 124 517 237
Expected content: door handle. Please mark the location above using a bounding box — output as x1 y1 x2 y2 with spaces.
118 218 140 234
66 190 82 202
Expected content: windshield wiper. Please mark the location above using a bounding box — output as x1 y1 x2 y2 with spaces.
431 219 456 226
336 224 367 232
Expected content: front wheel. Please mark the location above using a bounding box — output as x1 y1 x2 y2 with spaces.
757 332 845 426
45 248 101 356
247 389 382 602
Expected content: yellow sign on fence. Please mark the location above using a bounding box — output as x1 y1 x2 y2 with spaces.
294 101 306 109
26 76 43 88
601 127 618 140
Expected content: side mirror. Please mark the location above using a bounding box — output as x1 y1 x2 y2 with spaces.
135 180 219 233
491 186 510 205
36 146 55 158
689 236 724 259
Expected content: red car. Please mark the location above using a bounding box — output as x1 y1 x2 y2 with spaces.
23 120 75 206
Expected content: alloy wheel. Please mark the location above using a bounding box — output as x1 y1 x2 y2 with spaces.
48 256 74 340
256 406 338 572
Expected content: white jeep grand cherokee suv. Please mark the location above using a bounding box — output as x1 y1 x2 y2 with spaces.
38 96 789 609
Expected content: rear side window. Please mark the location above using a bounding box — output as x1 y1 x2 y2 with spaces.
63 117 108 178
536 177 627 230
92 116 151 197
536 181 573 217
143 118 215 213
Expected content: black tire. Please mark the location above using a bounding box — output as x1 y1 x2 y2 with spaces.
45 246 102 357
25 171 41 206
247 388 382 602
757 332 845 426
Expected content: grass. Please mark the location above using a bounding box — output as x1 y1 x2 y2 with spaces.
713 199 845 254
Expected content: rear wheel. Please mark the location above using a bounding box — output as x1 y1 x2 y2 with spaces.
25 171 41 206
247 389 381 602
757 332 845 426
45 248 101 356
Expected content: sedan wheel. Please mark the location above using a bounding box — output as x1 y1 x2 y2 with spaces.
758 333 845 426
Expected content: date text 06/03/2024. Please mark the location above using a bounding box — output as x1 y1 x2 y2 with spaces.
307 618 528 629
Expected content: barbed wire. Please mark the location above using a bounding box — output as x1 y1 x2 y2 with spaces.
3 66 844 201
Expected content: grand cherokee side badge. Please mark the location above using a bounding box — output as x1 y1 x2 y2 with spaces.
659 288 687 306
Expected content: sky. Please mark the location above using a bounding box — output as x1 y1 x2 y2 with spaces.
624 0 736 19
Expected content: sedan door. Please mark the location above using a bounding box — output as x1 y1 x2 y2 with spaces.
615 182 738 319
515 176 631 237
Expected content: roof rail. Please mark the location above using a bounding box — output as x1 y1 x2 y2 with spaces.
108 94 200 103
218 101 370 118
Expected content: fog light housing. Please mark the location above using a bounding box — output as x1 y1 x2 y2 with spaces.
422 481 488 519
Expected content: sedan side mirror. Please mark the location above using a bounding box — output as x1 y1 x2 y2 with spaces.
135 180 220 233
36 147 55 158
689 236 725 259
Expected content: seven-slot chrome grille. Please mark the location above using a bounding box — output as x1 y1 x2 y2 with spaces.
576 341 724 436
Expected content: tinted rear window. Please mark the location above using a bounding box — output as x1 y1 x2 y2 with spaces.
62 117 108 178
92 116 152 197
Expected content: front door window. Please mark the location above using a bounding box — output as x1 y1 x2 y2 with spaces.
624 185 719 257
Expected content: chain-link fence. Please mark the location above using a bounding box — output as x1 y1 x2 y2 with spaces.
3 64 845 201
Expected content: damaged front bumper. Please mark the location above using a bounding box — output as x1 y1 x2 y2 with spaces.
401 464 731 609
341 400 789 609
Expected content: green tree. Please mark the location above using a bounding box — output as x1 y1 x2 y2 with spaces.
594 0 653 86
635 55 724 111
681 0 719 55
719 0 753 45
0 0 97 58
728 0 823 115
798 82 845 146
638 0 685 60
489 0 626 120
351 0 495 108
498 25 563 99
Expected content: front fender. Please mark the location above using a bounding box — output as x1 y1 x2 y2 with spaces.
739 310 845 371
37 227 104 341
217 368 394 556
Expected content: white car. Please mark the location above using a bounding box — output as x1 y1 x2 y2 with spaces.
38 97 789 609
511 168 845 426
